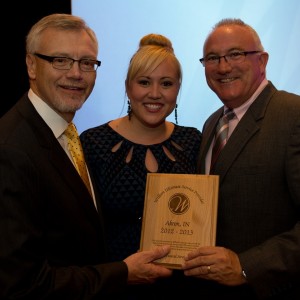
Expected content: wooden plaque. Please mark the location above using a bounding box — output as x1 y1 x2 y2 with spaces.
140 173 219 269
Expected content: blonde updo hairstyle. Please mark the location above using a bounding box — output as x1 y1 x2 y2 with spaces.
125 33 182 89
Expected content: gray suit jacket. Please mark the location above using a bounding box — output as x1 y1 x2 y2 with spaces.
0 94 128 299
197 81 300 299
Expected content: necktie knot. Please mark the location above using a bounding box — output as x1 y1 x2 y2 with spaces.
65 122 79 141
224 108 235 121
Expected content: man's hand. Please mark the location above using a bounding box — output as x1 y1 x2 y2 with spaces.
124 246 173 285
182 246 246 286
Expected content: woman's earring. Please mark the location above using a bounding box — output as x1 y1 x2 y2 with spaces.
175 104 178 124
127 100 132 120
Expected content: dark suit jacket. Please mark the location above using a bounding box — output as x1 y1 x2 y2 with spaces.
0 94 128 299
197 81 300 299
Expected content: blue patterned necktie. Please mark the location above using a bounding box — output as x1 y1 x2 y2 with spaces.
210 109 236 172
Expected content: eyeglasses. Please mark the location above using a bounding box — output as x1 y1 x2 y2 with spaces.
34 53 101 71
199 51 261 67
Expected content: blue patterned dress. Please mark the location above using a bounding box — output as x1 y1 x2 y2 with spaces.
80 122 202 262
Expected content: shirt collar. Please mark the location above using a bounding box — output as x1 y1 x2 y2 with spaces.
224 78 269 121
28 89 68 138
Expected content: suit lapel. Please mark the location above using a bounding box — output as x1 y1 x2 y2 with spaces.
213 114 260 182
199 82 276 181
17 95 101 220
198 108 223 173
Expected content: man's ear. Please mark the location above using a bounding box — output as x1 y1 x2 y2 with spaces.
259 51 269 71
26 54 37 79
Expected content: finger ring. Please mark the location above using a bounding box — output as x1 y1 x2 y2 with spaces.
207 265 211 273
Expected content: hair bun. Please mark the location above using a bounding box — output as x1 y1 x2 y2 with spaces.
139 33 173 51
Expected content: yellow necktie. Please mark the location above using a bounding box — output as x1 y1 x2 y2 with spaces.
65 122 92 195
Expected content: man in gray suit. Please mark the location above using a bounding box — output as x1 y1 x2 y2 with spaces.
0 13 172 299
182 18 300 299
